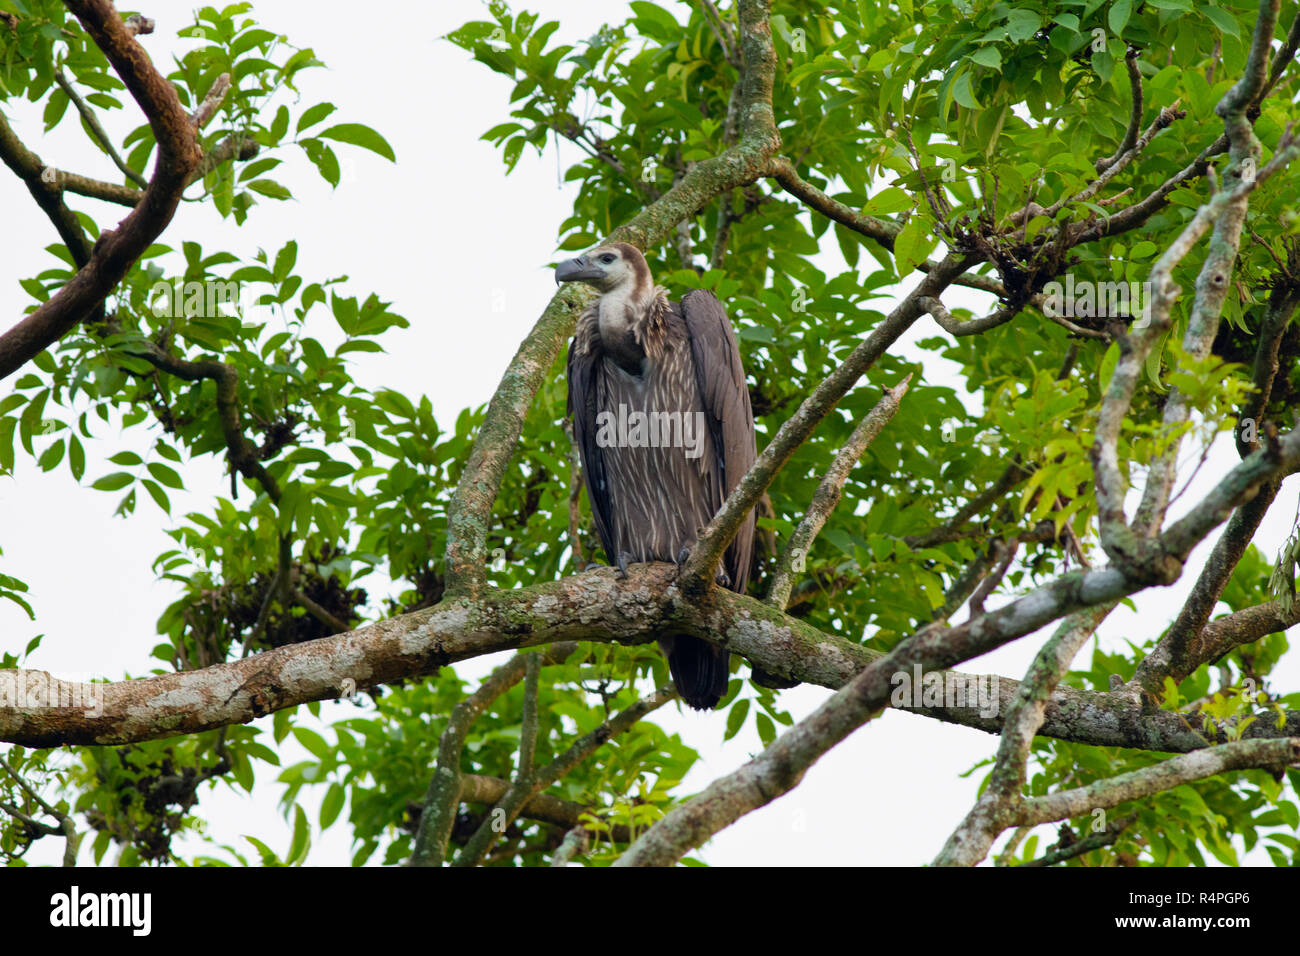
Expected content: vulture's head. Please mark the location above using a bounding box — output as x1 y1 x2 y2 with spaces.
554 242 651 296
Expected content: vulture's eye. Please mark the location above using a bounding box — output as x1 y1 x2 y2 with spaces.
600 254 616 264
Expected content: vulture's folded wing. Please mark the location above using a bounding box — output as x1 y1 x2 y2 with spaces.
567 337 616 557
680 289 757 591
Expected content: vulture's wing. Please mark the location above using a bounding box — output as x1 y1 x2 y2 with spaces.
680 289 757 591
567 336 616 558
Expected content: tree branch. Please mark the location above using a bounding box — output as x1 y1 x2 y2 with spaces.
918 294 1019 337
614 424 1300 864
1015 737 1300 827
0 0 212 381
1090 119 1299 568
678 253 978 593
132 344 281 501
766 373 911 609
1094 48 1143 173
934 603 1115 866
445 773 635 844
0 111 95 267
696 0 738 67
450 650 543 866
1020 812 1138 867
1131 479 1281 692
766 156 900 247
53 64 148 186
451 685 673 866
3 556 1298 754
409 643 576 866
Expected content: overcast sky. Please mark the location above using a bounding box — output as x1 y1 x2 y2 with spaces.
1 0 1296 866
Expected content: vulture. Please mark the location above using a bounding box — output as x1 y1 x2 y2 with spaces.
556 242 757 710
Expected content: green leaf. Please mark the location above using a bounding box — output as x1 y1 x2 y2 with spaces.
863 186 915 215
724 697 750 740
1109 0 1132 34
92 471 134 491
952 71 981 109
247 179 292 200
147 462 185 489
287 805 311 864
320 782 345 828
1200 5 1240 37
893 215 936 276
296 102 337 133
629 1 680 38
37 439 64 472
318 123 396 162
293 727 333 761
1004 9 1041 42
140 478 171 514
273 707 293 745
244 836 282 866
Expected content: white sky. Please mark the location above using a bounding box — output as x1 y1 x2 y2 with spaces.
0 0 1296 866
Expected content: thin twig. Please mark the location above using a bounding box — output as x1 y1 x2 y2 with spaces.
766 374 912 610
53 65 148 186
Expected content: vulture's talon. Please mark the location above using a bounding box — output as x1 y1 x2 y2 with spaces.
581 561 604 573
715 571 731 588
675 546 692 571
615 552 633 580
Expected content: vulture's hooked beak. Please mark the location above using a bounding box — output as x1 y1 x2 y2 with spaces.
555 256 604 285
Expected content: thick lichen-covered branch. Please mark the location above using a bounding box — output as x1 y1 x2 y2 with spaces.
9 551 1300 753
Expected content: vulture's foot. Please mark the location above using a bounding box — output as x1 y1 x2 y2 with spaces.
581 561 604 572
672 548 730 587
676 548 738 587
615 552 634 580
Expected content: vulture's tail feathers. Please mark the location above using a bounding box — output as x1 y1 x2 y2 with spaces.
663 636 730 710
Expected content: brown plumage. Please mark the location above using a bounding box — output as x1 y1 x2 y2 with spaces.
557 242 756 709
